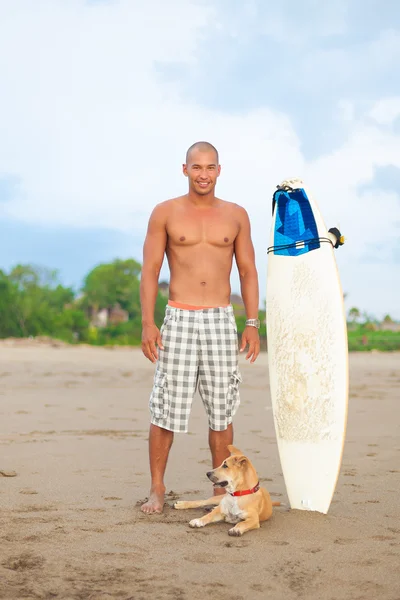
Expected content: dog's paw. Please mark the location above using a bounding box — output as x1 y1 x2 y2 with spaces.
189 518 205 528
228 527 243 537
173 501 187 510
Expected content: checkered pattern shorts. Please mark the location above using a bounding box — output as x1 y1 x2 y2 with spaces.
149 305 241 433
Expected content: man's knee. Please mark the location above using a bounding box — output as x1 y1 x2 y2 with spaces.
149 423 174 442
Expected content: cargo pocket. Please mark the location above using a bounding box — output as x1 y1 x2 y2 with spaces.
160 313 172 337
224 313 238 333
150 371 169 421
226 370 242 419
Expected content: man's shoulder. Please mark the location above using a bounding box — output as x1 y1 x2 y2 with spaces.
151 196 185 217
217 198 248 217
154 196 186 211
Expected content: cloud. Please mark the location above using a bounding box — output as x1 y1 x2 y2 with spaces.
0 0 399 318
369 97 400 125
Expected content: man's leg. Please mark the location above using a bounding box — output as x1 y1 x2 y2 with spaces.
208 423 233 496
141 424 173 514
199 307 240 497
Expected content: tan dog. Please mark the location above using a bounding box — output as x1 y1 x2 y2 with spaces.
174 445 280 536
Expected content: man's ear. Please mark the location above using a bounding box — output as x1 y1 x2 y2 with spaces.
182 164 188 177
227 445 242 456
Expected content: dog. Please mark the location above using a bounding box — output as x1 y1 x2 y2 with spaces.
174 445 280 536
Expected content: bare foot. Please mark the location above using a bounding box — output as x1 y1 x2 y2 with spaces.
141 485 165 514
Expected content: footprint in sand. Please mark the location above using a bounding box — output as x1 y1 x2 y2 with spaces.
15 505 58 514
19 489 38 495
270 541 289 546
225 540 251 548
356 558 380 567
2 552 45 571
0 470 17 477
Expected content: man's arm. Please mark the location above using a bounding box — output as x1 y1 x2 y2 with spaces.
140 203 168 363
234 206 260 363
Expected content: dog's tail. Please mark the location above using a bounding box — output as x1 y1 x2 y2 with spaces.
272 501 281 506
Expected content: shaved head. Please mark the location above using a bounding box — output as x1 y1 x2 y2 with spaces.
185 141 219 165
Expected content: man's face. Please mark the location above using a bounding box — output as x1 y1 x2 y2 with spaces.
183 149 221 196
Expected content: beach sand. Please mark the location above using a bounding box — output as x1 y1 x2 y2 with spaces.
0 342 399 599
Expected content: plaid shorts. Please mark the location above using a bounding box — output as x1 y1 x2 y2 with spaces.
149 304 241 433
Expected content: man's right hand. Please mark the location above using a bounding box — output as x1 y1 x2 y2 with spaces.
141 323 164 363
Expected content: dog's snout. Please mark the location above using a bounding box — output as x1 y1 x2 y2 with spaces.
206 471 213 479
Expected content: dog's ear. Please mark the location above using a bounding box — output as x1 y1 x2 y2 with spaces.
233 455 248 467
227 445 243 456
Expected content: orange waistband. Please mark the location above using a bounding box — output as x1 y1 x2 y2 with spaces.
168 300 229 310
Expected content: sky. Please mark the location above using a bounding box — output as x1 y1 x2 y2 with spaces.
0 0 400 320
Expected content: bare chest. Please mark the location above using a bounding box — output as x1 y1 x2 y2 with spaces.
167 213 239 248
220 494 247 524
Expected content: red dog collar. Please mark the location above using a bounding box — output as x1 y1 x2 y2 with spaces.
229 482 260 497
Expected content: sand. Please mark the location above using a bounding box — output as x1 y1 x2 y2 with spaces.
0 343 399 600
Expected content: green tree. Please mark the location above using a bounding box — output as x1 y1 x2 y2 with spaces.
383 314 393 324
54 308 89 342
81 259 141 316
348 307 361 324
5 264 75 337
81 258 167 326
0 271 21 337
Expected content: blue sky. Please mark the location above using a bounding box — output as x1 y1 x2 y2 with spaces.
0 0 399 318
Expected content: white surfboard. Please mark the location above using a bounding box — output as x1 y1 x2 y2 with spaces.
266 179 348 514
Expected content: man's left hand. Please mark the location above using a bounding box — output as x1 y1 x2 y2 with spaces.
240 326 260 363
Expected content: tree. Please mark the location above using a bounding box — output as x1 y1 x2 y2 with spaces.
4 264 75 337
80 258 167 326
383 314 393 324
54 308 89 342
348 307 361 324
81 259 142 316
0 271 21 337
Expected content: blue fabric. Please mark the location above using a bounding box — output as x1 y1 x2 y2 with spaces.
273 188 319 256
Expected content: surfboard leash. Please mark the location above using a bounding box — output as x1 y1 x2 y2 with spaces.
267 236 339 255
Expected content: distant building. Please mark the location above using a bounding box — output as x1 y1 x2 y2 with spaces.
158 281 169 297
90 308 109 328
230 294 246 316
90 303 129 328
109 303 129 326
380 321 400 332
230 293 244 306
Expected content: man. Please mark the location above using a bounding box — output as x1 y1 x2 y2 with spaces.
140 141 260 514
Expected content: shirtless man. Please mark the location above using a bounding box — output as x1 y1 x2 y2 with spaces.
140 141 260 514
